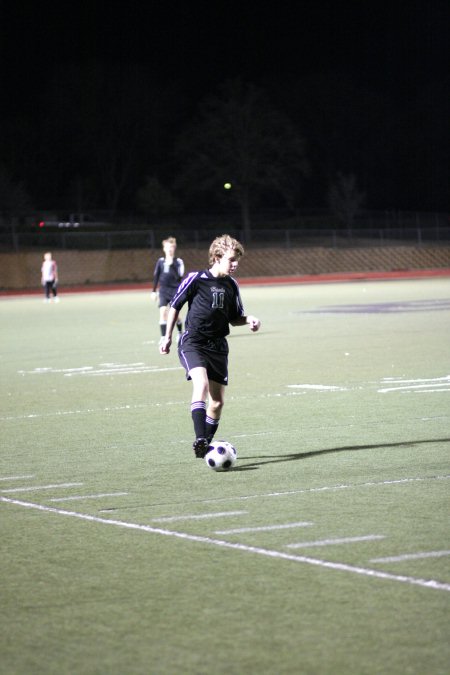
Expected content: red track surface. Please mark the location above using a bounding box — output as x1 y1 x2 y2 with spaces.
1 268 450 297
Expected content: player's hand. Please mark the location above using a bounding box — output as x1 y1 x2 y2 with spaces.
247 315 261 332
159 337 172 354
151 291 158 302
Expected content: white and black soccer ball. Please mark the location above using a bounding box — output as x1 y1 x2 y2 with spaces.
205 441 237 471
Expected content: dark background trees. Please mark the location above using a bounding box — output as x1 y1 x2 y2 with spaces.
172 79 309 237
0 2 447 224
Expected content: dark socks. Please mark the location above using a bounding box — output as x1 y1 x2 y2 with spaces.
205 415 219 442
191 401 206 438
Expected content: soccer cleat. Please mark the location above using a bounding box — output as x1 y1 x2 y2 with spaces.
193 438 210 459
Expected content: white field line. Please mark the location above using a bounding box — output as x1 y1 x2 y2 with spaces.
5 372 449 423
287 384 347 391
381 376 450 384
0 482 83 494
371 550 450 564
67 366 182 377
286 535 385 549
196 475 450 505
2 496 449 593
379 383 450 393
0 475 35 481
411 389 450 393
151 510 247 522
16 365 182 377
49 492 128 502
215 521 313 535
0 401 187 421
98 474 450 513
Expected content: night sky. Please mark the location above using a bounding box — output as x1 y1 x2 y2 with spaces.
1 1 448 213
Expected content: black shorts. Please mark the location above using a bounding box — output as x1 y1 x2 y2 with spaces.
178 335 229 386
159 287 178 307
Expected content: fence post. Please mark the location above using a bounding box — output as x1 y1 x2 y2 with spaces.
416 227 422 245
435 213 439 241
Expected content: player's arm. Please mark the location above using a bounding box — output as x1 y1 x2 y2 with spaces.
159 306 180 354
152 260 161 292
231 315 261 332
177 258 185 280
151 260 161 300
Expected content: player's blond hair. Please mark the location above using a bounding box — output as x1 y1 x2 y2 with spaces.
208 234 244 265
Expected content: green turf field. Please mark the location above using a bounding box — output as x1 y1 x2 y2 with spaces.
1 278 449 675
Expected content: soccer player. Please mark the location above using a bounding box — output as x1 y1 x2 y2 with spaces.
151 237 184 344
159 234 261 458
41 251 59 302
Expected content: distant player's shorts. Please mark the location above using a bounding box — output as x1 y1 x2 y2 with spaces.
159 287 178 307
178 335 229 386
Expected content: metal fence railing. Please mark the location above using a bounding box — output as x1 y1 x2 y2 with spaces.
1 205 450 252
1 226 449 253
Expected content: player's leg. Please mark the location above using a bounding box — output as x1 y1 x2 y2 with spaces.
189 366 208 439
189 366 210 457
158 304 168 342
206 379 225 442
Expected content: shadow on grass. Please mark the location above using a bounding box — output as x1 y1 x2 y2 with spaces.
234 437 450 471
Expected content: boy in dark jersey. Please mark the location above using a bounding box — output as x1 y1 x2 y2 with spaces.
151 237 184 344
159 234 261 458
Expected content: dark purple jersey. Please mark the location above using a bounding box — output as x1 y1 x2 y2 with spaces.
171 270 244 340
152 257 184 293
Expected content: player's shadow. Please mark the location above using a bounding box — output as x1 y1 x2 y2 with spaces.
233 437 450 471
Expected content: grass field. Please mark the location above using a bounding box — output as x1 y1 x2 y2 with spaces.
1 277 449 675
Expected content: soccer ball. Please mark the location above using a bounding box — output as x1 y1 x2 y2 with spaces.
205 441 237 471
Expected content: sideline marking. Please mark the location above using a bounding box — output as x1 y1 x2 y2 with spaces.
287 384 347 391
0 482 83 494
371 550 450 564
4 380 450 420
215 521 313 534
49 492 128 502
198 474 450 505
0 400 186 422
17 364 182 377
0 475 34 481
286 535 385 549
151 510 247 522
2 496 449 593
98 474 450 512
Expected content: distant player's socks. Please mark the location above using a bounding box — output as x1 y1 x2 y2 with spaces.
205 415 219 443
176 320 182 333
191 401 206 439
159 321 167 336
